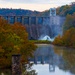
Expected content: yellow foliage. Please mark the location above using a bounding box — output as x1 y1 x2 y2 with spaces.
53 28 75 48
0 18 36 68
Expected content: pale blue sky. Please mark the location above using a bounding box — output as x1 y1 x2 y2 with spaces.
0 0 75 11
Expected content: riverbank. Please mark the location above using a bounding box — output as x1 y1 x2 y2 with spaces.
29 40 52 44
34 41 75 49
29 40 75 49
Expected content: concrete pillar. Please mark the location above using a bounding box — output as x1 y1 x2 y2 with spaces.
29 17 32 37
36 17 38 25
13 16 15 24
29 17 31 25
14 16 17 23
36 17 39 38
12 54 22 75
22 16 24 25
42 17 44 25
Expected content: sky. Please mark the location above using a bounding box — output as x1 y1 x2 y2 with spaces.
0 0 75 11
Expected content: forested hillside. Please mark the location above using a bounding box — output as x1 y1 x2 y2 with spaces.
53 2 75 48
0 2 75 16
40 2 75 16
57 2 75 16
0 8 39 16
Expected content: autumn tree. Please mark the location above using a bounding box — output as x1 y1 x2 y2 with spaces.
53 35 63 46
0 18 36 68
53 28 75 48
63 13 75 33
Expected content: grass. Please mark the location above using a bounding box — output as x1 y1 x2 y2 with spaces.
29 40 52 44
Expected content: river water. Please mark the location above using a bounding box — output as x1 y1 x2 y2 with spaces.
0 44 75 75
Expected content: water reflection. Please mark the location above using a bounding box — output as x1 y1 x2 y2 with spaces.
54 46 75 74
1 44 75 75
29 44 75 75
0 69 11 75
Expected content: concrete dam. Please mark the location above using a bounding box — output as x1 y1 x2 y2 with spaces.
0 8 66 40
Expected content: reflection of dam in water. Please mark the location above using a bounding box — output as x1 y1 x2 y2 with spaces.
28 45 64 72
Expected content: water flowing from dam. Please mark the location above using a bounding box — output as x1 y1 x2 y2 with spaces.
38 35 54 41
38 15 65 41
38 8 65 41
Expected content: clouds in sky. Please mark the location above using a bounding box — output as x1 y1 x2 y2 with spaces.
1 0 75 4
0 0 75 11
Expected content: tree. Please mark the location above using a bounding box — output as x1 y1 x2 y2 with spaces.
53 28 75 48
63 13 75 33
53 35 63 46
0 18 37 68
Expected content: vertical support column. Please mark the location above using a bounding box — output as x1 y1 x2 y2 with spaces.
22 16 24 25
36 17 38 25
36 17 39 38
12 54 22 75
29 17 31 25
14 16 17 23
7 16 10 23
29 17 32 38
42 17 44 25
12 16 14 24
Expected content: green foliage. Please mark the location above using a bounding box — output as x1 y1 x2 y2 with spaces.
63 49 75 74
0 69 11 75
29 40 51 44
54 46 75 74
53 28 75 48
0 18 37 68
57 3 75 16
53 35 63 46
63 13 75 33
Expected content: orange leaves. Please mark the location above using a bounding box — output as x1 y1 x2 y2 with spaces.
0 18 36 68
53 28 75 48
53 35 63 46
63 13 75 33
11 22 28 40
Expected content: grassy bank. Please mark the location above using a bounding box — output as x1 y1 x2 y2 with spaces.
29 40 52 44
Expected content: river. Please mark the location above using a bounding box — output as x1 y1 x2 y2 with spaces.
0 44 75 75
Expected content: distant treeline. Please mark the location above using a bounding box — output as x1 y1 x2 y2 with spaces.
41 2 75 16
0 8 40 16
53 2 75 48
57 2 75 16
0 2 75 16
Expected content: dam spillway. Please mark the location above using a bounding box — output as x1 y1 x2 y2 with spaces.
0 8 66 40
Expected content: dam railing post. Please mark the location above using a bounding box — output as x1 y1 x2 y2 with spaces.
12 54 22 75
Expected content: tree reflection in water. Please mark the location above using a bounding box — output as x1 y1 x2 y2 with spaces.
1 45 75 75
54 46 75 74
63 49 75 74
0 69 11 75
